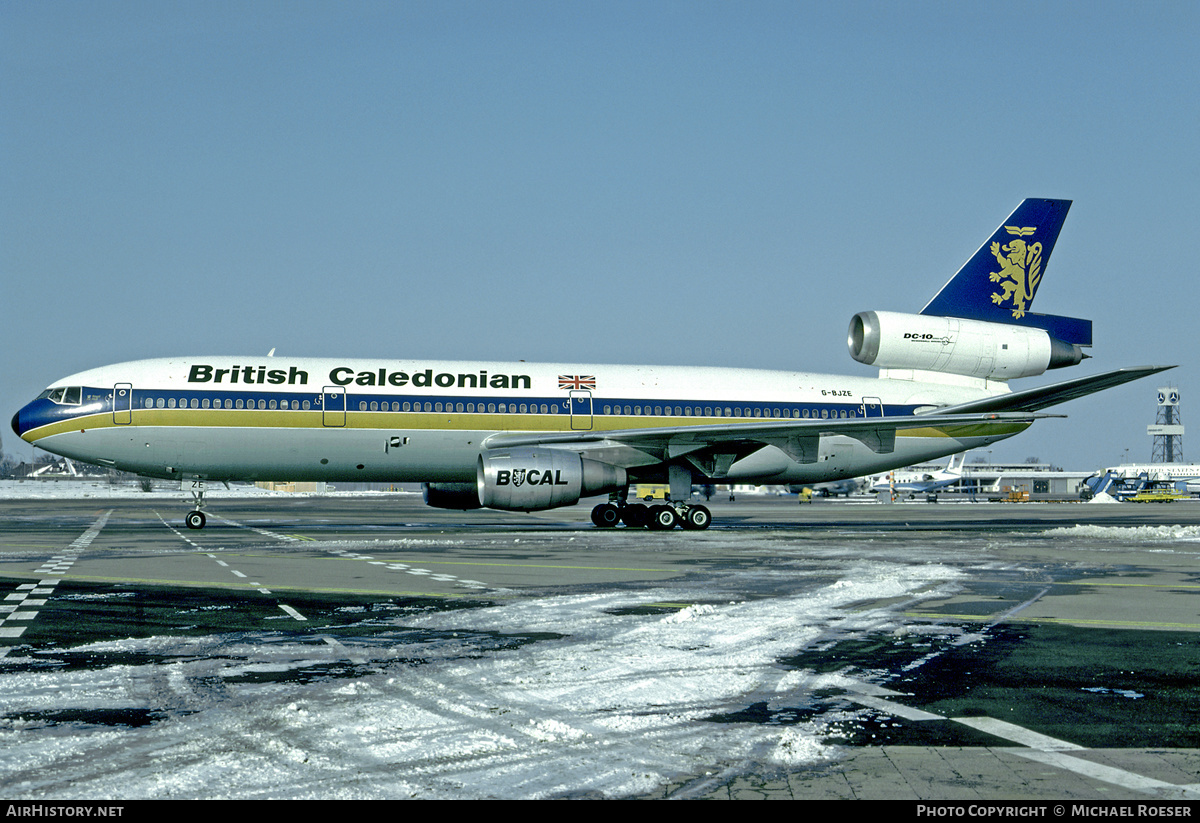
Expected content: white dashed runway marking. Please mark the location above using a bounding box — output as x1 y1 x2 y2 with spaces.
0 510 111 645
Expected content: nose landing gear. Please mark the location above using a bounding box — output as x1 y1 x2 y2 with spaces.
184 479 208 529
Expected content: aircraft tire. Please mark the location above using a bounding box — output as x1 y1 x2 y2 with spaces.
185 510 206 530
621 503 650 528
647 504 677 530
681 505 711 530
591 503 621 528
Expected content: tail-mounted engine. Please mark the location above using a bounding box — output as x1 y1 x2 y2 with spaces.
425 448 627 512
848 310 1084 380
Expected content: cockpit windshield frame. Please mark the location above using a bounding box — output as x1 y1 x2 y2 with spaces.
42 387 83 405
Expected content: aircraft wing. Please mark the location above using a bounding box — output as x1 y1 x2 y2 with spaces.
482 411 1048 472
931 366 1175 415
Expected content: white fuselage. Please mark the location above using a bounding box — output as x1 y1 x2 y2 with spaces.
16 356 1024 487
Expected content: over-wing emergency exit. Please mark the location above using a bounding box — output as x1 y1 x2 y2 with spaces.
11 199 1170 530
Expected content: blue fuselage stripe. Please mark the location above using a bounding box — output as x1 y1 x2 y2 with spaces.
17 384 922 437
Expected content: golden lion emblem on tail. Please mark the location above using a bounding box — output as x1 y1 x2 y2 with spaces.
989 225 1042 319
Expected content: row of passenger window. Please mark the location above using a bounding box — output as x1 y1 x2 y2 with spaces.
144 396 309 410
139 396 567 414
137 396 858 419
602 404 857 419
360 401 562 413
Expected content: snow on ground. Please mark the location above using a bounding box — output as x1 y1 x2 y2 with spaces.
0 554 965 799
1043 523 1200 543
0 479 280 500
0 479 420 500
5 490 1200 798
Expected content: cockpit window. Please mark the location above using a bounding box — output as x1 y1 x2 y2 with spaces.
44 387 82 405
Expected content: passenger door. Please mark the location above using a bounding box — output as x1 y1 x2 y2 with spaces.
569 390 593 431
113 383 133 425
322 386 346 427
861 396 884 418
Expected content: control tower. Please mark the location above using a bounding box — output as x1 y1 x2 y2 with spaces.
1149 387 1184 463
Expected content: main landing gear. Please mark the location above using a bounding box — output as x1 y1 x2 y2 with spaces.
591 470 711 530
589 501 711 530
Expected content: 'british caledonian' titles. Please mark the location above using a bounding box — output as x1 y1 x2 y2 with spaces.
186 364 533 390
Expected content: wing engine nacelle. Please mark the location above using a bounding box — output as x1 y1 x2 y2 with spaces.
848 310 1084 380
478 448 627 512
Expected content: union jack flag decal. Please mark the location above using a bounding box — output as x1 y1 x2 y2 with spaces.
558 375 596 390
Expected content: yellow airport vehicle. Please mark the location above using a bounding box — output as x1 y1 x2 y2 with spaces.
635 484 668 501
1127 488 1191 503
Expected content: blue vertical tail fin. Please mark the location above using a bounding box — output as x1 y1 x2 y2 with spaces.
920 198 1092 346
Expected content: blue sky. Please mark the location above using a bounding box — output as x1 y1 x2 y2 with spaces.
3 1 1197 470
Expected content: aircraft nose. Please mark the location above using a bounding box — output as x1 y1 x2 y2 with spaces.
11 404 34 440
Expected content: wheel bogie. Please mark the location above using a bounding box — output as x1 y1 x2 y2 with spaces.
589 501 712 531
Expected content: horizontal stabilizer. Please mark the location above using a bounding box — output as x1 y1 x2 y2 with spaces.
931 366 1175 415
997 311 1092 347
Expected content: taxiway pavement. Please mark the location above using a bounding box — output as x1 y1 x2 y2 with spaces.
2 493 1199 800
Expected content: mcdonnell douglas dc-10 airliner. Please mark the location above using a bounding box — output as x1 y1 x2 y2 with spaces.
12 200 1170 530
